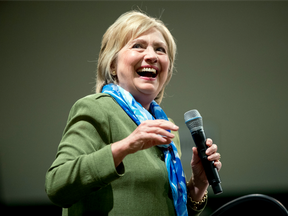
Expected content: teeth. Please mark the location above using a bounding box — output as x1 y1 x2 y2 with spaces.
137 67 157 74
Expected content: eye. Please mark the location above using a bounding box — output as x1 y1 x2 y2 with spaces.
132 43 143 49
156 47 166 53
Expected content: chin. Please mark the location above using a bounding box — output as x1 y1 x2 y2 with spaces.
138 89 160 101
136 84 158 95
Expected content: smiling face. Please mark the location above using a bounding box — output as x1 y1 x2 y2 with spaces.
113 28 170 109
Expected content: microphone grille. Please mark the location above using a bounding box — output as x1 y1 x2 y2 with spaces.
184 109 203 131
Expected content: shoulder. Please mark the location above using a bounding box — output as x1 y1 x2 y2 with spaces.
71 93 117 112
67 93 121 122
73 93 115 107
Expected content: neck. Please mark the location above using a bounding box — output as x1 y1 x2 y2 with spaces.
134 96 152 110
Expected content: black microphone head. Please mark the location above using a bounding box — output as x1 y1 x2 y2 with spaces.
184 109 203 132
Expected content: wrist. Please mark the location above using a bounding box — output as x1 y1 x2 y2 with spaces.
187 177 209 202
186 184 208 210
111 139 131 167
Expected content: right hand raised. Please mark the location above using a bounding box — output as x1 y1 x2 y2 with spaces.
111 120 179 167
125 120 179 154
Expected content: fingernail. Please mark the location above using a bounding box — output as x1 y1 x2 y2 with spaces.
208 138 213 144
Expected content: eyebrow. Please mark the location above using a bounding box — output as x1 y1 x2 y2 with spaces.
130 38 167 48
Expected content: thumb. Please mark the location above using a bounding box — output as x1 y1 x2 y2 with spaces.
191 147 201 165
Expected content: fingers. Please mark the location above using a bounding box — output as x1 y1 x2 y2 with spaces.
207 152 221 161
126 120 178 153
141 120 179 131
205 138 214 148
145 126 175 138
205 139 218 156
190 138 223 186
191 147 201 166
214 161 222 171
205 138 222 171
139 120 178 138
147 132 173 144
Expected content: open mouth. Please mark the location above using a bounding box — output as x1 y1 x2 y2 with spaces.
136 67 157 78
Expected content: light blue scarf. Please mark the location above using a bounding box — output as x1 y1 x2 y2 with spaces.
102 83 188 216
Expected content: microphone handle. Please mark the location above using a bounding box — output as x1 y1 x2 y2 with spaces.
191 129 223 195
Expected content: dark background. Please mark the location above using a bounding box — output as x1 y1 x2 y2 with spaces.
1 1 288 215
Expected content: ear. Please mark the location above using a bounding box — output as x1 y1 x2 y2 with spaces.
110 60 117 77
110 59 117 72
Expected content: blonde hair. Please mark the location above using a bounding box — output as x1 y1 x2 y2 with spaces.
95 10 176 104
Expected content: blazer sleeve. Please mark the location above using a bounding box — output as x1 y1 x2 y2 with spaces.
45 95 124 208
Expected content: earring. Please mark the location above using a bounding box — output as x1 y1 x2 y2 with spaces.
111 70 116 76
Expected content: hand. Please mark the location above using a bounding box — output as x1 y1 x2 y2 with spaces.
191 138 222 185
187 138 222 201
111 120 178 167
124 120 179 154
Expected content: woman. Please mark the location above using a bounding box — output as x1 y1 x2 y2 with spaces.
45 10 222 216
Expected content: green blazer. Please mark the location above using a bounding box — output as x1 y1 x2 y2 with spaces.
45 93 206 216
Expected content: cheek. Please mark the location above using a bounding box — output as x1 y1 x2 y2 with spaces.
161 56 170 75
159 57 170 87
122 51 139 67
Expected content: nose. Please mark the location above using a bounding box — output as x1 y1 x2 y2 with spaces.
144 47 158 64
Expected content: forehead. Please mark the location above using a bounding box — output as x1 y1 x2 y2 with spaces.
128 28 167 46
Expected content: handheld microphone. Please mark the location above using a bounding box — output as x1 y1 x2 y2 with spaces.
184 109 223 195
